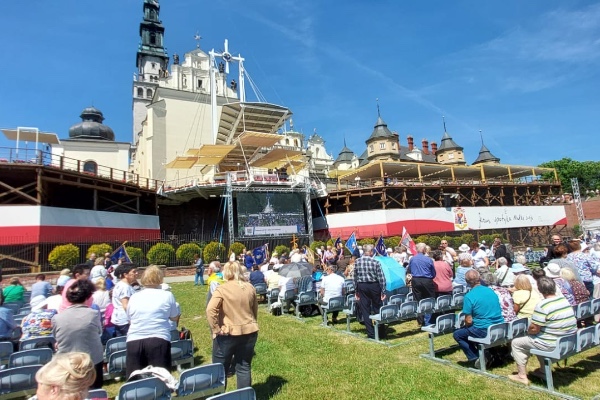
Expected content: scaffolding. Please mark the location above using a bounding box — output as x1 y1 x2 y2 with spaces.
571 178 586 231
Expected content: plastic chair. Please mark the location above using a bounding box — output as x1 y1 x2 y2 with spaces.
117 376 171 400
104 349 127 380
421 313 456 357
207 387 256 400
295 291 318 318
176 363 226 399
19 336 56 351
417 298 436 316
531 334 578 391
451 293 465 309
574 300 593 320
87 388 109 399
388 294 406 307
266 288 280 309
372 304 399 341
320 296 345 326
8 348 53 368
343 295 356 332
171 339 194 371
434 295 452 312
508 317 529 340
468 322 510 372
0 365 42 400
253 283 267 297
343 280 356 294
398 301 418 320
576 326 596 353
104 336 127 361
452 285 466 295
0 342 14 366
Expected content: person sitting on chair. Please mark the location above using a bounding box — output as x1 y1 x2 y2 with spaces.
453 269 504 368
318 265 345 323
508 276 577 385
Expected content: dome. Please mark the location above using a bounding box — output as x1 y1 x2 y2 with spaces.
68 107 115 141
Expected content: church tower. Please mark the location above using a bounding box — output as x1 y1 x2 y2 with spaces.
132 0 169 143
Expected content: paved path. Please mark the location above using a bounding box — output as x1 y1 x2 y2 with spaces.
164 274 198 283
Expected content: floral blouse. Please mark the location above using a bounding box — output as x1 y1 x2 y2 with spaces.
492 286 516 322
566 252 599 282
570 280 590 304
20 309 57 341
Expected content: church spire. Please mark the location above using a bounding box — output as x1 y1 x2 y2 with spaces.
136 0 169 76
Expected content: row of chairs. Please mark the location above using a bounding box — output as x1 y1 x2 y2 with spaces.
573 298 600 320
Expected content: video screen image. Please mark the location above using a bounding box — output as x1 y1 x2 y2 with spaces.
236 192 306 237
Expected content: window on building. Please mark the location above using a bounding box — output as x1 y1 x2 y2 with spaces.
369 145 374 152
285 138 290 145
448 153 455 159
392 143 396 149
197 79 202 89
146 89 153 98
379 143 386 150
83 161 97 175
295 139 299 147
137 87 143 97
150 32 156 45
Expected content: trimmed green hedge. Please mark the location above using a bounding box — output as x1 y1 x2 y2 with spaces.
147 243 175 265
176 243 202 264
203 241 226 262
228 242 245 259
48 244 79 269
86 243 112 259
125 246 145 265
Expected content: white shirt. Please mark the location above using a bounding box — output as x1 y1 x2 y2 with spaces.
494 265 515 287
127 288 179 342
111 281 134 326
92 289 110 312
320 273 344 303
278 276 296 294
443 247 456 265
471 249 488 268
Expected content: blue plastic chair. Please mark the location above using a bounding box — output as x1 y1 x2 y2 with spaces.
117 376 171 400
0 365 42 399
8 348 53 368
104 336 127 361
171 339 194 371
207 387 256 400
19 336 56 352
176 363 226 399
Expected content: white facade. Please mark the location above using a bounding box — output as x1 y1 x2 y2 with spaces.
306 134 334 177
52 140 130 176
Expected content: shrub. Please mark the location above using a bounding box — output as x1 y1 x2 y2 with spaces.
147 243 175 265
203 241 226 262
125 246 145 265
427 235 442 249
228 242 245 259
459 233 475 246
274 245 290 257
310 241 325 253
176 243 201 265
384 236 401 250
86 243 112 259
48 244 79 270
357 237 375 246
414 235 430 246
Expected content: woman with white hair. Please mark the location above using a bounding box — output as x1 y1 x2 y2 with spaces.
207 261 259 389
494 257 515 287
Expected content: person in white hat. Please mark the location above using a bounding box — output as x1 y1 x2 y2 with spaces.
458 244 470 253
21 295 56 341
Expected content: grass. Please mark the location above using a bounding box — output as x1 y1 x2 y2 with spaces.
102 282 600 399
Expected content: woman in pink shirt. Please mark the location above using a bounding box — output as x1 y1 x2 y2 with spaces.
432 250 453 295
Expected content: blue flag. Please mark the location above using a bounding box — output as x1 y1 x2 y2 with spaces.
345 232 359 257
110 244 131 265
375 234 387 257
333 236 342 249
252 244 267 265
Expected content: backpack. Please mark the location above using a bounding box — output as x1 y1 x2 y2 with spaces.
179 326 193 341
504 243 515 260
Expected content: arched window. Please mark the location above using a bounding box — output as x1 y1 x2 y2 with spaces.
285 138 290 145
150 32 156 45
146 89 153 98
83 161 97 175
295 139 299 147
137 87 143 97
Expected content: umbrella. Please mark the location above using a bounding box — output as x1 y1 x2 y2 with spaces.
278 262 313 279
375 256 407 291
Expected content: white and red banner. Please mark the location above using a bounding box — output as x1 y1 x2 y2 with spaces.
0 206 160 244
314 205 567 239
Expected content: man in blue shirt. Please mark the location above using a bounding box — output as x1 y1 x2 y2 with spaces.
408 243 436 326
30 274 53 298
453 269 504 367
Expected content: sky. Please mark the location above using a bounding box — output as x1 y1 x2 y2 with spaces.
1 0 599 166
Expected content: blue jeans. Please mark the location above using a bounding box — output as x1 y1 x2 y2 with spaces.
195 268 205 285
212 332 258 389
453 325 487 361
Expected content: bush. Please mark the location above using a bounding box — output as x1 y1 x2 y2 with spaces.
310 241 325 253
459 233 475 246
86 243 112 259
357 237 375 246
125 246 145 265
228 242 245 260
384 236 401 250
147 243 176 265
203 241 226 262
414 235 430 246
48 244 79 270
274 245 290 257
176 243 201 265
427 235 442 249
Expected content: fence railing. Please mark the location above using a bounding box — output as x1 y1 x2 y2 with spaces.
0 147 161 191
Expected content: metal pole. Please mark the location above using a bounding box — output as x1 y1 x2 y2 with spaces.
305 184 314 243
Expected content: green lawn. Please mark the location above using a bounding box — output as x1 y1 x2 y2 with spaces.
103 283 600 399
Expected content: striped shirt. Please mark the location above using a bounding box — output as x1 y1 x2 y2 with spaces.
531 296 577 347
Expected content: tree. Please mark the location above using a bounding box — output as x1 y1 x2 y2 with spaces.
539 158 600 193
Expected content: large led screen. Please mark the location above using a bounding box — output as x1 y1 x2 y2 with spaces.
236 192 306 237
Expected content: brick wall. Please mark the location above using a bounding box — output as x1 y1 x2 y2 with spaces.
565 198 600 226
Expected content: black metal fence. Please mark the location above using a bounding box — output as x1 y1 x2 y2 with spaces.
0 233 313 275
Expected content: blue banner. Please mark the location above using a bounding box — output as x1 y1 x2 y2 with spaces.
375 234 387 257
345 232 359 257
110 244 131 265
252 244 267 265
